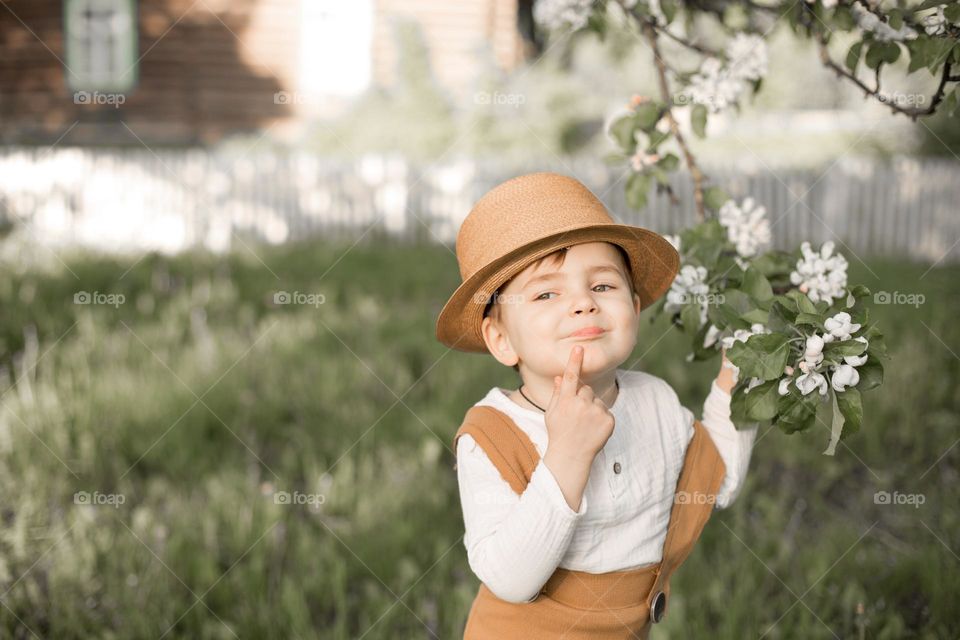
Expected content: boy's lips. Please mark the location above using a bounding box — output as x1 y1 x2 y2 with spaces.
569 326 606 338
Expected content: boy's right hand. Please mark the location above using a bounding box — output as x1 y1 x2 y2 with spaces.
544 345 616 465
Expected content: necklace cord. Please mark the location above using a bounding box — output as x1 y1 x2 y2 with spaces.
518 378 619 413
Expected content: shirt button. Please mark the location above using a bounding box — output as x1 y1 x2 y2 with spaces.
613 461 622 474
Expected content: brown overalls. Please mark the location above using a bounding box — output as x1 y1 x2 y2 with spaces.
452 404 727 639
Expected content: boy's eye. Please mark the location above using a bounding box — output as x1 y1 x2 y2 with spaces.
534 284 615 301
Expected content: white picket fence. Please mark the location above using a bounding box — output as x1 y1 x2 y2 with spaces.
0 147 957 263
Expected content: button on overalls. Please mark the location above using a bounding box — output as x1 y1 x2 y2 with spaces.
452 405 727 639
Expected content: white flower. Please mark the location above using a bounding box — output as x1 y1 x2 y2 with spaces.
843 336 870 367
718 197 771 258
686 57 745 113
805 0 838 7
725 34 768 82
704 323 721 348
663 234 681 253
719 322 769 350
823 311 862 343
922 5 947 35
778 377 792 396
665 265 710 328
830 364 860 392
533 0 595 31
744 376 764 393
796 371 829 396
789 240 849 304
631 150 661 171
851 1 918 41
804 334 825 367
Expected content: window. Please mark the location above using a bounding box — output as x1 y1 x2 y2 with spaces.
64 0 138 92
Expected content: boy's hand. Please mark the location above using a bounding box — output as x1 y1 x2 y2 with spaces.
543 345 616 464
716 347 737 394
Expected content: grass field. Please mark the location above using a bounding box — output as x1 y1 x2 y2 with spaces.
0 238 957 639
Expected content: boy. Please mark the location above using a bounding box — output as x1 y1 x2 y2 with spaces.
436 172 757 638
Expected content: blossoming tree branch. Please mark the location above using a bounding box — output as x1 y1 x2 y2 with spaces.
530 0 957 453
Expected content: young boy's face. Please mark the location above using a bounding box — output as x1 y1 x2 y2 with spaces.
481 241 642 379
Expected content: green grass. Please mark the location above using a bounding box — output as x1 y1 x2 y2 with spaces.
0 239 957 638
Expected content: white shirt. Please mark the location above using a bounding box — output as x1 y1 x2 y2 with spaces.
455 368 758 604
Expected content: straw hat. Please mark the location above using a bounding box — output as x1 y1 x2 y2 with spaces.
435 172 679 353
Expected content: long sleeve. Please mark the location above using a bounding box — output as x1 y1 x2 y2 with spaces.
455 434 588 603
683 379 758 509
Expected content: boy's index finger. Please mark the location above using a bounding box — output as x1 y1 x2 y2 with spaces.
560 345 583 395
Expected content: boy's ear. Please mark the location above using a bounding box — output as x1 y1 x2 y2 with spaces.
480 316 519 367
633 291 642 316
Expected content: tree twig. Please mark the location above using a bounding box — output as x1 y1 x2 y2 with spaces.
817 32 955 120
643 21 709 221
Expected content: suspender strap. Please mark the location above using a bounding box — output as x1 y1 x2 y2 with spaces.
452 405 540 495
644 418 726 621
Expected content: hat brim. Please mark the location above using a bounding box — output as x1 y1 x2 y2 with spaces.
435 223 680 353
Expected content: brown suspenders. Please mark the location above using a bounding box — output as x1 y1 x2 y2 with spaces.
452 404 726 623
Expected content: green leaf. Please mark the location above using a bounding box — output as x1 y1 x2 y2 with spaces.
794 312 825 329
741 308 770 325
846 41 863 73
657 153 680 172
661 0 678 24
856 359 884 391
647 128 671 150
715 289 758 329
634 102 661 130
681 302 703 335
836 387 863 441
691 104 708 138
704 186 729 211
744 379 780 420
824 338 868 358
823 389 844 456
777 386 818 433
866 41 901 70
786 290 818 315
945 3 960 22
625 173 651 210
742 267 774 307
727 333 792 381
609 115 637 152
730 385 750 423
